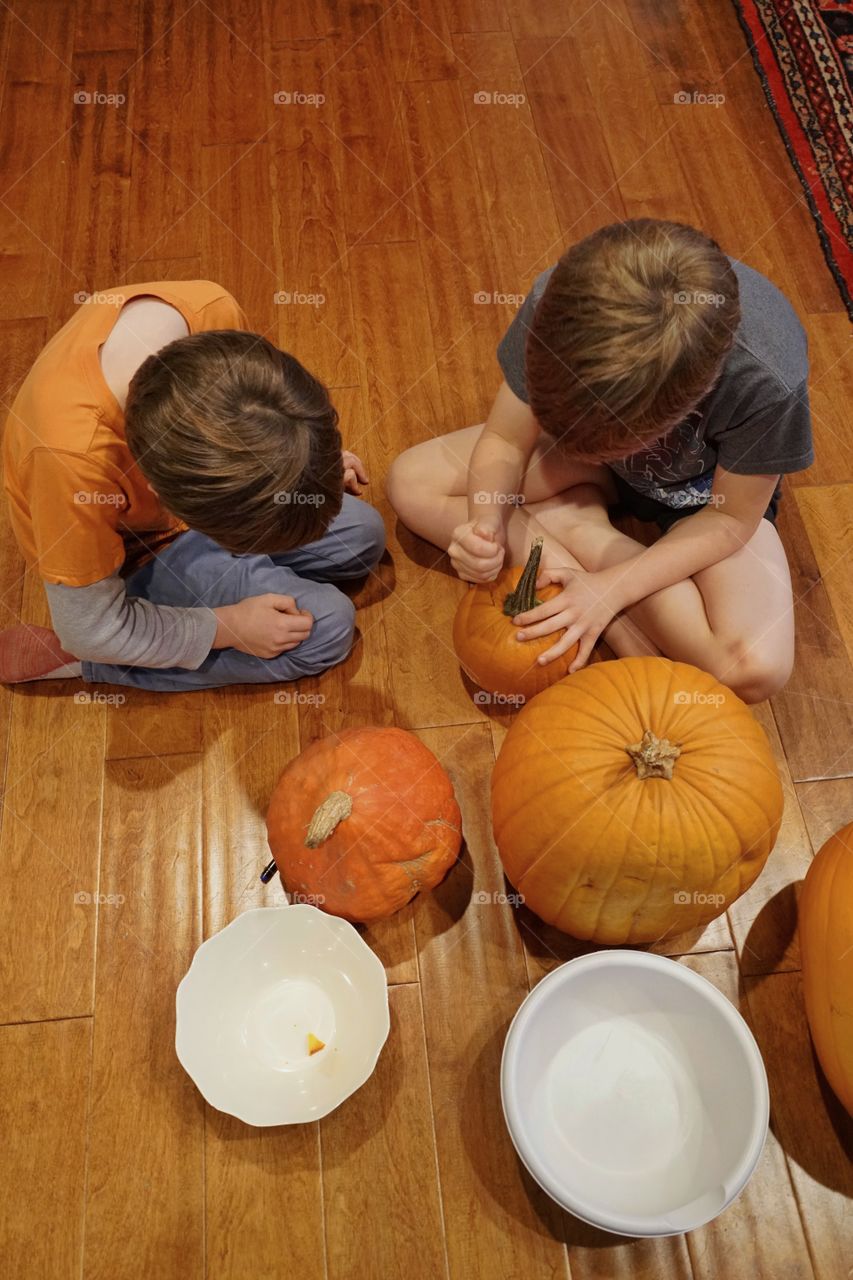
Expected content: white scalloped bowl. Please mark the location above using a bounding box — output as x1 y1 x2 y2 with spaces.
176 905 389 1126
501 951 769 1236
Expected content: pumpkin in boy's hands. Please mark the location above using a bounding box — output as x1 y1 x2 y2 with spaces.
798 821 853 1115
491 657 783 945
266 727 462 922
453 537 579 701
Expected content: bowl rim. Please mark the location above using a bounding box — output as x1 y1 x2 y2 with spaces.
500 949 769 1237
175 904 390 1126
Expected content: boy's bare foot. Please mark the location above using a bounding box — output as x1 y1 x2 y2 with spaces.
0 625 83 683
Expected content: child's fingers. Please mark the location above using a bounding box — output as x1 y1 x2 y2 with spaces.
568 632 597 673
465 533 503 560
536 568 571 589
514 598 566 629
536 628 582 665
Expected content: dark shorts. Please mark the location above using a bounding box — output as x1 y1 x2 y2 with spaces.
607 470 780 532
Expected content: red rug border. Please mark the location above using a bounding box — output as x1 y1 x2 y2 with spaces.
732 0 853 320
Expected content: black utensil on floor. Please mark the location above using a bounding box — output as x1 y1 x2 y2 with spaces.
260 858 278 884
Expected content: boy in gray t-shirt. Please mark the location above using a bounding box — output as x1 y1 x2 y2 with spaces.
497 257 811 518
387 219 812 703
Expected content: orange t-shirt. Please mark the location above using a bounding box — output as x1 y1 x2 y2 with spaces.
2 280 249 587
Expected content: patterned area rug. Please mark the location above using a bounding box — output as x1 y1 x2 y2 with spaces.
734 0 853 317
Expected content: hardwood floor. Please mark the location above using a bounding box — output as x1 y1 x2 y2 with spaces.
1 2 851 1277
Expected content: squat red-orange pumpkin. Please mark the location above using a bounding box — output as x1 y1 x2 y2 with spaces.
266 727 462 922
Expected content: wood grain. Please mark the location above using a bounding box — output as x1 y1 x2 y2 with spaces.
1 1 852 1275
771 495 853 781
680 952 815 1280
0 1018 92 1280
0 687 104 1022
726 702 811 977
320 983 448 1280
745 971 853 1280
83 756 205 1280
413 724 570 1279
269 40 360 384
795 777 853 853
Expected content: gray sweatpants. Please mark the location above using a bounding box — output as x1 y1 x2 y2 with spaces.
82 495 386 691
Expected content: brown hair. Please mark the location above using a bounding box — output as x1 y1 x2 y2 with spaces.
124 330 343 554
526 219 741 458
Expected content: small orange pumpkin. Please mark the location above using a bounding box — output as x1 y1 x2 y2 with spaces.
798 821 853 1115
491 657 783 944
266 727 462 922
453 537 579 701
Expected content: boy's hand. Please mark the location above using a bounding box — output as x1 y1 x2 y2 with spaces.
449 518 505 582
213 594 314 658
342 451 368 495
513 567 622 672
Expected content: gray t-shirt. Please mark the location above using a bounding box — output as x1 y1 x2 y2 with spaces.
497 258 812 508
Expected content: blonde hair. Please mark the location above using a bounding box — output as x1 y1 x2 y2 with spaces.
526 219 740 457
125 330 343 554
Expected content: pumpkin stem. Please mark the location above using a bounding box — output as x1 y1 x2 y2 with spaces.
305 790 353 847
625 729 682 780
503 537 544 617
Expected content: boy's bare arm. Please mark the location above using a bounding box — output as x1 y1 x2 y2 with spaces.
449 381 540 582
467 380 541 521
515 468 779 668
599 469 779 610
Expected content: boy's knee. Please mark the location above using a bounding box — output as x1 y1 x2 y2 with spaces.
386 449 420 518
715 639 793 704
350 500 386 571
301 587 356 671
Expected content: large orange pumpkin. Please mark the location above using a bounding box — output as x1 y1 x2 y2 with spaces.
453 537 580 702
491 657 783 945
266 727 462 922
798 821 853 1115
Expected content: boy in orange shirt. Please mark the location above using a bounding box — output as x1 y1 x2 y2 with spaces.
1 282 384 689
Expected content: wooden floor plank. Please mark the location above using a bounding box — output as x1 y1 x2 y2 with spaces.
798 316 853 487
200 142 278 337
61 50 133 296
125 1 207 265
795 777 853 853
680 953 815 1280
744 971 853 1280
796 485 853 669
413 723 570 1280
452 32 563 285
73 0 140 54
0 1018 92 1280
0 688 104 1022
205 1099 325 1280
346 241 480 730
726 702 811 977
770 495 853 781
577 0 702 228
402 74 502 430
202 687 298 937
518 33 629 245
328 56 418 247
0 317 47 810
269 41 361 385
0 0 75 320
198 0 270 147
83 755 205 1280
321 983 448 1280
